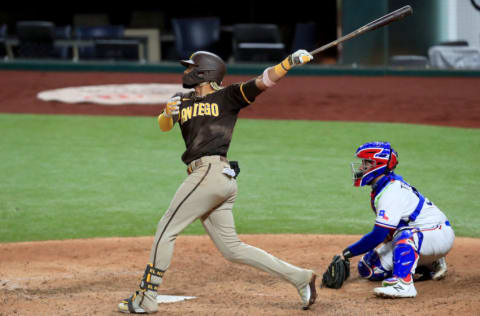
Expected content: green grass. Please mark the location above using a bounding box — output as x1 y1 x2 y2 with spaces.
1 114 479 242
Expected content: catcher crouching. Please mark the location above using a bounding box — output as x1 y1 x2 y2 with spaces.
322 142 454 298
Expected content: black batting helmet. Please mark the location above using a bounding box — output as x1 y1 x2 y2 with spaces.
180 51 226 88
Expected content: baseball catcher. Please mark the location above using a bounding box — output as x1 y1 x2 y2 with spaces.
327 142 454 298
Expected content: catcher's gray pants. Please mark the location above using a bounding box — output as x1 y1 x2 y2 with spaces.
148 155 312 289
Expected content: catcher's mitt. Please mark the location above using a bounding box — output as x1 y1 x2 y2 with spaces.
321 255 350 289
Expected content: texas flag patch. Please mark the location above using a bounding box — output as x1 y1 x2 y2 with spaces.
378 210 389 220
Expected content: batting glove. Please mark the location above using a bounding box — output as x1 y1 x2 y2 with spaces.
164 96 180 118
291 49 313 66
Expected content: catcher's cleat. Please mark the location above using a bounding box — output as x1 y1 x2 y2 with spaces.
298 273 317 310
374 277 417 298
432 257 447 280
381 277 402 287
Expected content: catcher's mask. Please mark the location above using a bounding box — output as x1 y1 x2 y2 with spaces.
180 51 226 89
351 141 398 187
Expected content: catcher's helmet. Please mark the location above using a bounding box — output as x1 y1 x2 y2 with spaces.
351 141 398 187
180 51 226 88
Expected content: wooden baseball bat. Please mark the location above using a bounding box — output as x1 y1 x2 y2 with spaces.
310 5 413 56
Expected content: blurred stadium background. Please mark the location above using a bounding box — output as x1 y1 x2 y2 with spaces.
0 0 479 67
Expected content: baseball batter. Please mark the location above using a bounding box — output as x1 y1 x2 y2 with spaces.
118 50 317 313
339 141 455 298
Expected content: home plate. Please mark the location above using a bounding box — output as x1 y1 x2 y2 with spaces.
156 295 197 304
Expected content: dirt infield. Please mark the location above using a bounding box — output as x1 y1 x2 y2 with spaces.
1 70 479 315
1 235 479 316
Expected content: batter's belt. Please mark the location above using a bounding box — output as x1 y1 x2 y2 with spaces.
187 155 228 174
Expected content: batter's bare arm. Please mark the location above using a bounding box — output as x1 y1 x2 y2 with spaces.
255 49 313 91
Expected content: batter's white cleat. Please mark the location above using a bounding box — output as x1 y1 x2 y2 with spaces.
432 257 448 280
374 278 417 298
118 292 147 314
298 273 317 310
118 291 157 314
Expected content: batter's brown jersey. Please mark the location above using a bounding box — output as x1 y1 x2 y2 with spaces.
176 81 261 165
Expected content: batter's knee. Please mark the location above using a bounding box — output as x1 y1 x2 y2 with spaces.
218 241 246 263
358 250 392 281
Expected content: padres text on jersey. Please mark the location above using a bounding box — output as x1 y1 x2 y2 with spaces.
180 102 219 124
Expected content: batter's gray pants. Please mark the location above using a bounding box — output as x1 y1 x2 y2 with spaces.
148 155 313 290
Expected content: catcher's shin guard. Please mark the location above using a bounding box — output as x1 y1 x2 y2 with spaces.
118 264 165 314
358 250 391 281
392 229 422 282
